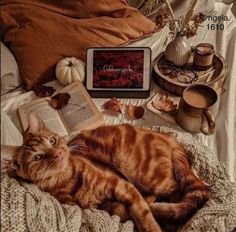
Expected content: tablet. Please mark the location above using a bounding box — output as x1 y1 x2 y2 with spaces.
86 47 151 98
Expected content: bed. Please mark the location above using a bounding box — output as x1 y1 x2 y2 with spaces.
1 1 235 181
1 1 236 232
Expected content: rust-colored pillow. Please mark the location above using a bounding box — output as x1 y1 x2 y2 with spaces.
1 0 156 90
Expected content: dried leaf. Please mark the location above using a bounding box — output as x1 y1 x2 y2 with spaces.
33 84 56 97
103 98 123 113
152 94 177 113
51 93 71 109
127 105 144 120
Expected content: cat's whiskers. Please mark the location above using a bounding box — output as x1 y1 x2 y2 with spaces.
68 144 84 152
68 145 78 151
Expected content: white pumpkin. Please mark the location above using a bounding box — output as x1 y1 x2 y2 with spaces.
56 57 85 85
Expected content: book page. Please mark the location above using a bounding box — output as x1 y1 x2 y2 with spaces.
18 99 68 137
58 81 104 133
59 89 95 131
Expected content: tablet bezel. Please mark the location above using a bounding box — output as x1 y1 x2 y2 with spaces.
86 47 151 92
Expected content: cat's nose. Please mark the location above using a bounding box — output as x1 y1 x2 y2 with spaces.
54 151 63 159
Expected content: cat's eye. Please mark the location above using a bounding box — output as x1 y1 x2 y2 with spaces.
50 137 57 146
34 154 44 161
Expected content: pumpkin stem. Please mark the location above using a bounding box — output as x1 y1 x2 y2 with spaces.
68 61 73 67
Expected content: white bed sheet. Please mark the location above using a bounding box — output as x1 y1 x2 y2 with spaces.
1 3 236 181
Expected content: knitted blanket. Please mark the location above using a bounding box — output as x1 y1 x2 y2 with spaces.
1 126 236 232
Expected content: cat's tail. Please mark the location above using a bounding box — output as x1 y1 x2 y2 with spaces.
150 148 211 224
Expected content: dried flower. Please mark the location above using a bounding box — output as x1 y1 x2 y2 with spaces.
181 0 198 30
151 94 177 113
162 0 175 22
155 11 168 28
51 93 71 109
103 98 123 113
33 85 56 97
193 12 205 24
127 105 145 120
159 0 208 39
184 26 198 38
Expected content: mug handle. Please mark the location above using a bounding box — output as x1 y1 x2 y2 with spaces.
201 110 215 135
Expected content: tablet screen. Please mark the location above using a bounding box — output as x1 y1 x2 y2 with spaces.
93 50 144 88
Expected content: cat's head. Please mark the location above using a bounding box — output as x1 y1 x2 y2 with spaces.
2 114 70 183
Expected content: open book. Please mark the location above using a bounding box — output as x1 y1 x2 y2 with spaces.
18 81 104 137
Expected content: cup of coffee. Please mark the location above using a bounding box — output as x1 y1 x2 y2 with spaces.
177 84 218 135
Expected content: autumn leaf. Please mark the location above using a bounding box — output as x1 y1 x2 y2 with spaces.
103 98 123 113
33 84 56 97
151 94 177 113
51 93 71 109
127 105 144 120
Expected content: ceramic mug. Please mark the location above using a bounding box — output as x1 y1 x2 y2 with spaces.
177 84 218 135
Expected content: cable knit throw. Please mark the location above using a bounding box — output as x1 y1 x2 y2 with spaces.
1 126 236 232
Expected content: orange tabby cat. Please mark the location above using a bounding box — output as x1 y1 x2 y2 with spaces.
68 122 211 226
3 114 210 232
3 114 161 232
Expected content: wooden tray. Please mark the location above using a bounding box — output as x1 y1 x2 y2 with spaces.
153 49 228 96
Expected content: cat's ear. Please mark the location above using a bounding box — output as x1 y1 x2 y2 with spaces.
27 113 46 133
1 145 20 173
1 145 19 158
